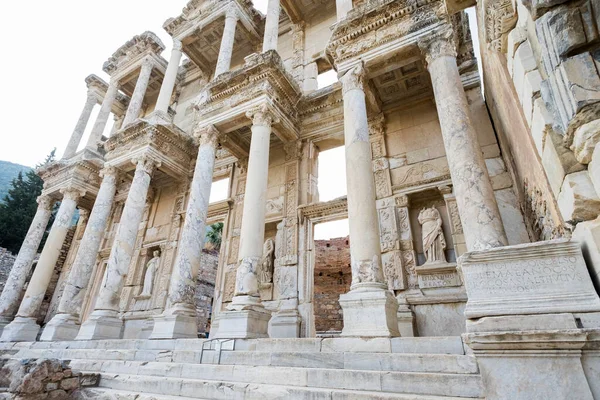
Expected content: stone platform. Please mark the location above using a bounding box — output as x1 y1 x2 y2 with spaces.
0 337 485 399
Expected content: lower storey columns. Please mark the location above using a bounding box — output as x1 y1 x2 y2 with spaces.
76 157 159 340
339 64 399 338
150 127 220 339
0 196 54 335
41 166 120 341
419 28 508 252
215 105 276 339
1 189 83 342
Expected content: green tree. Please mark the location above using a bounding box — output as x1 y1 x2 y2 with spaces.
0 150 56 254
206 222 224 251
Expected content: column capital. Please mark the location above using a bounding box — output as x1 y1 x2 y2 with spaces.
395 194 410 208
100 164 120 179
37 195 54 211
132 155 161 175
341 63 366 95
246 104 279 128
418 26 457 67
225 4 239 21
60 188 85 202
194 125 221 148
173 38 183 52
85 89 98 104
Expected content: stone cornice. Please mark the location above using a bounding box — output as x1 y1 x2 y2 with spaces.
103 31 166 75
298 197 348 223
298 83 343 117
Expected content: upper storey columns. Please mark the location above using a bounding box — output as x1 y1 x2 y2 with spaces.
338 64 399 337
336 0 353 21
63 90 98 159
122 60 154 127
215 7 240 78
262 0 281 52
155 39 183 115
419 29 508 251
86 79 120 151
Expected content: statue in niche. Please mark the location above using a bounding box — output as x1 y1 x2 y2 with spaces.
139 250 161 298
258 238 275 286
418 207 447 264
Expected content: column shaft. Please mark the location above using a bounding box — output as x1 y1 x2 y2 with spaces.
40 167 119 341
0 196 54 329
155 41 183 114
336 0 353 21
64 92 97 159
87 80 119 149
1 190 81 342
123 61 154 127
150 128 219 339
76 157 157 340
215 8 239 78
422 31 508 251
262 0 281 52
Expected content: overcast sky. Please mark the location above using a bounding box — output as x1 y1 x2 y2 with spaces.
0 2 478 240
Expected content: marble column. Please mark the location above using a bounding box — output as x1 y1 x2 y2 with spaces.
262 0 281 52
110 115 125 137
336 0 353 21
63 91 97 159
76 156 158 340
123 60 154 127
215 7 239 78
86 80 119 150
0 196 54 335
419 29 508 251
155 39 183 115
1 189 82 342
41 166 119 341
150 127 220 339
338 63 399 338
215 105 275 339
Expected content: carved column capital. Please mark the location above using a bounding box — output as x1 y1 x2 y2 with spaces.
172 38 183 52
194 125 221 148
132 155 161 175
418 26 457 66
37 195 54 211
85 89 98 104
225 4 239 21
100 164 120 179
60 188 85 202
341 63 366 95
395 194 410 208
246 104 279 128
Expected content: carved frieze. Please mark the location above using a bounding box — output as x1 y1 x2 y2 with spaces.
480 0 517 53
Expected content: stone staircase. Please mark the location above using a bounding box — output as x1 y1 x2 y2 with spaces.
0 337 486 399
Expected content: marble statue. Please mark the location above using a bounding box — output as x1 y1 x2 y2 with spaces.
258 238 275 286
418 207 447 264
139 250 161 297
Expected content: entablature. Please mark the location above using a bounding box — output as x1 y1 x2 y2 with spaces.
298 196 348 224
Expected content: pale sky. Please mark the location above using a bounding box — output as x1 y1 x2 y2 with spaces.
0 2 478 240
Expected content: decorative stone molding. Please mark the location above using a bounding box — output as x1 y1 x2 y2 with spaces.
37 195 54 211
340 63 365 95
99 165 119 180
132 155 160 175
194 125 221 148
480 0 517 53
418 26 457 66
103 31 165 75
246 105 279 128
298 197 348 223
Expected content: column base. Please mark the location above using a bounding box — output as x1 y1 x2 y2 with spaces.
215 296 271 339
145 110 173 126
0 315 13 337
75 311 122 340
150 307 198 340
0 317 41 342
339 287 400 338
40 314 80 341
270 309 301 338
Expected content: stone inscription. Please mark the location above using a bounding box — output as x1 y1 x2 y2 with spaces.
418 272 461 289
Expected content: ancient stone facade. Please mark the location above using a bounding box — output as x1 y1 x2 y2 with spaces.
1 0 600 398
0 249 16 296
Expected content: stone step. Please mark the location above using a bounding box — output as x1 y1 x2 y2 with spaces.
91 373 485 400
71 360 484 398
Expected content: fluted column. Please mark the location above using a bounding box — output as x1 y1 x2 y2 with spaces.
262 0 281 52
0 196 54 335
86 79 119 150
151 127 220 339
420 29 508 251
76 156 159 340
41 166 119 341
215 7 239 78
338 63 399 338
1 189 82 342
63 91 97 159
215 105 275 339
122 60 154 127
336 0 353 21
155 39 183 115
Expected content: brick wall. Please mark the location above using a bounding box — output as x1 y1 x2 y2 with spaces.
195 249 219 336
314 236 351 333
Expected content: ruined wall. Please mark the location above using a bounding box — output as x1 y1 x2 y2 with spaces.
195 249 219 336
313 236 351 333
0 248 16 295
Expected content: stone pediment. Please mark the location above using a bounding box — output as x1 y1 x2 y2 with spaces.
196 50 302 144
103 120 196 182
103 32 166 76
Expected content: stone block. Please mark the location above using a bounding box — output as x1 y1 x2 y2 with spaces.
557 171 600 222
495 188 531 246
572 119 600 164
507 27 527 69
572 217 600 290
390 337 465 355
339 289 400 338
0 317 41 342
521 70 543 126
589 142 600 197
512 41 537 96
460 239 600 319
213 309 270 339
530 97 553 155
253 338 322 353
75 313 123 341
541 129 585 197
466 313 578 333
582 351 600 399
413 303 467 337
149 314 197 340
321 337 391 353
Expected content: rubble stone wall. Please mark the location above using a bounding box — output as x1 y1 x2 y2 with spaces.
0 247 16 295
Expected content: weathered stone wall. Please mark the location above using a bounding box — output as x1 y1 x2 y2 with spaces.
313 236 351 333
0 247 16 296
195 249 219 336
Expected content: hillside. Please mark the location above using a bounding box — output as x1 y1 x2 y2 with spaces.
0 160 33 202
